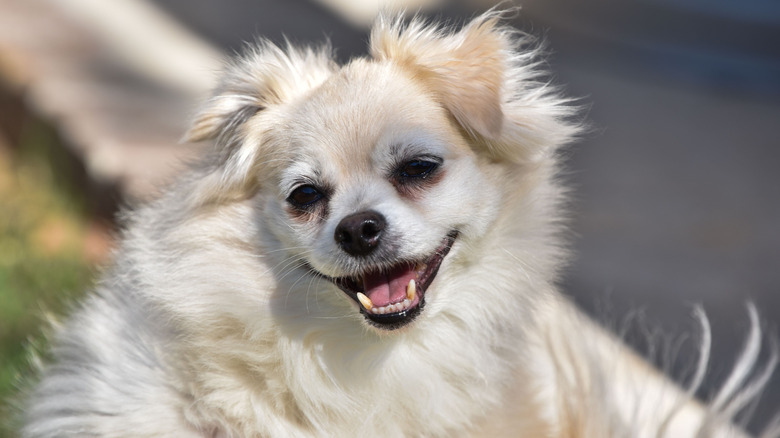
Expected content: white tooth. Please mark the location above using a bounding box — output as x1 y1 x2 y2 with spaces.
403 299 411 309
406 279 416 301
371 307 379 314
357 293 373 310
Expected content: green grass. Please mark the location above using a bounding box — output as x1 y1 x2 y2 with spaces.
0 121 100 435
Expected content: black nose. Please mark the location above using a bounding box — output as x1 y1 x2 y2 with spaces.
334 210 386 257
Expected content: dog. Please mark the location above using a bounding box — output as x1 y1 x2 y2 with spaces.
22 10 777 437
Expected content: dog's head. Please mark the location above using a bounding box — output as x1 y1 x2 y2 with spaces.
183 12 578 331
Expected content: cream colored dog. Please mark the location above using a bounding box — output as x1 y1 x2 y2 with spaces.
23 11 776 437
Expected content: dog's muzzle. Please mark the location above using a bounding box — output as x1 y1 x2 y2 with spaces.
328 216 458 330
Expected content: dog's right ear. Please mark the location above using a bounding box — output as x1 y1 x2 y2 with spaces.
184 41 336 143
182 41 336 200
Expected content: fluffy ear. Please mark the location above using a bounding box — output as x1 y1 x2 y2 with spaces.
370 12 505 140
184 41 336 144
370 11 581 162
181 41 336 202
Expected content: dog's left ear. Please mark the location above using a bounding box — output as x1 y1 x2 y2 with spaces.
370 13 505 140
371 11 580 162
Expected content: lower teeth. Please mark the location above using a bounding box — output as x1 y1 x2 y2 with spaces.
370 299 412 315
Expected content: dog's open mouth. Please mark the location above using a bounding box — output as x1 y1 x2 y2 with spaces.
332 230 458 329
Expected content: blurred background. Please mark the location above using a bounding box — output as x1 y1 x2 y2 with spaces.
0 0 778 434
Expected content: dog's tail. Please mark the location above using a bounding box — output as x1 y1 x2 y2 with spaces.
544 300 779 438
690 304 779 438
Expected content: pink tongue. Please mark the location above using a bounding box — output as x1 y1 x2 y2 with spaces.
362 264 417 308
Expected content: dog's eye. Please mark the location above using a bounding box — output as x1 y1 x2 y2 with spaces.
399 160 438 178
288 185 324 207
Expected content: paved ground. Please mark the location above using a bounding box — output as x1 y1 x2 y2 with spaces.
553 46 780 430
524 2 780 427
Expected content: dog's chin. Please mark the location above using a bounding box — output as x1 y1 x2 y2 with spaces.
310 231 458 331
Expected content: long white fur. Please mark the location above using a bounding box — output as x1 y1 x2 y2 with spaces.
21 10 778 438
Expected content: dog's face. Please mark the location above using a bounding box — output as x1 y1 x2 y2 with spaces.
183 14 578 332
256 62 501 329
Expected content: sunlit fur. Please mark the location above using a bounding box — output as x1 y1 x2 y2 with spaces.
22 10 778 437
